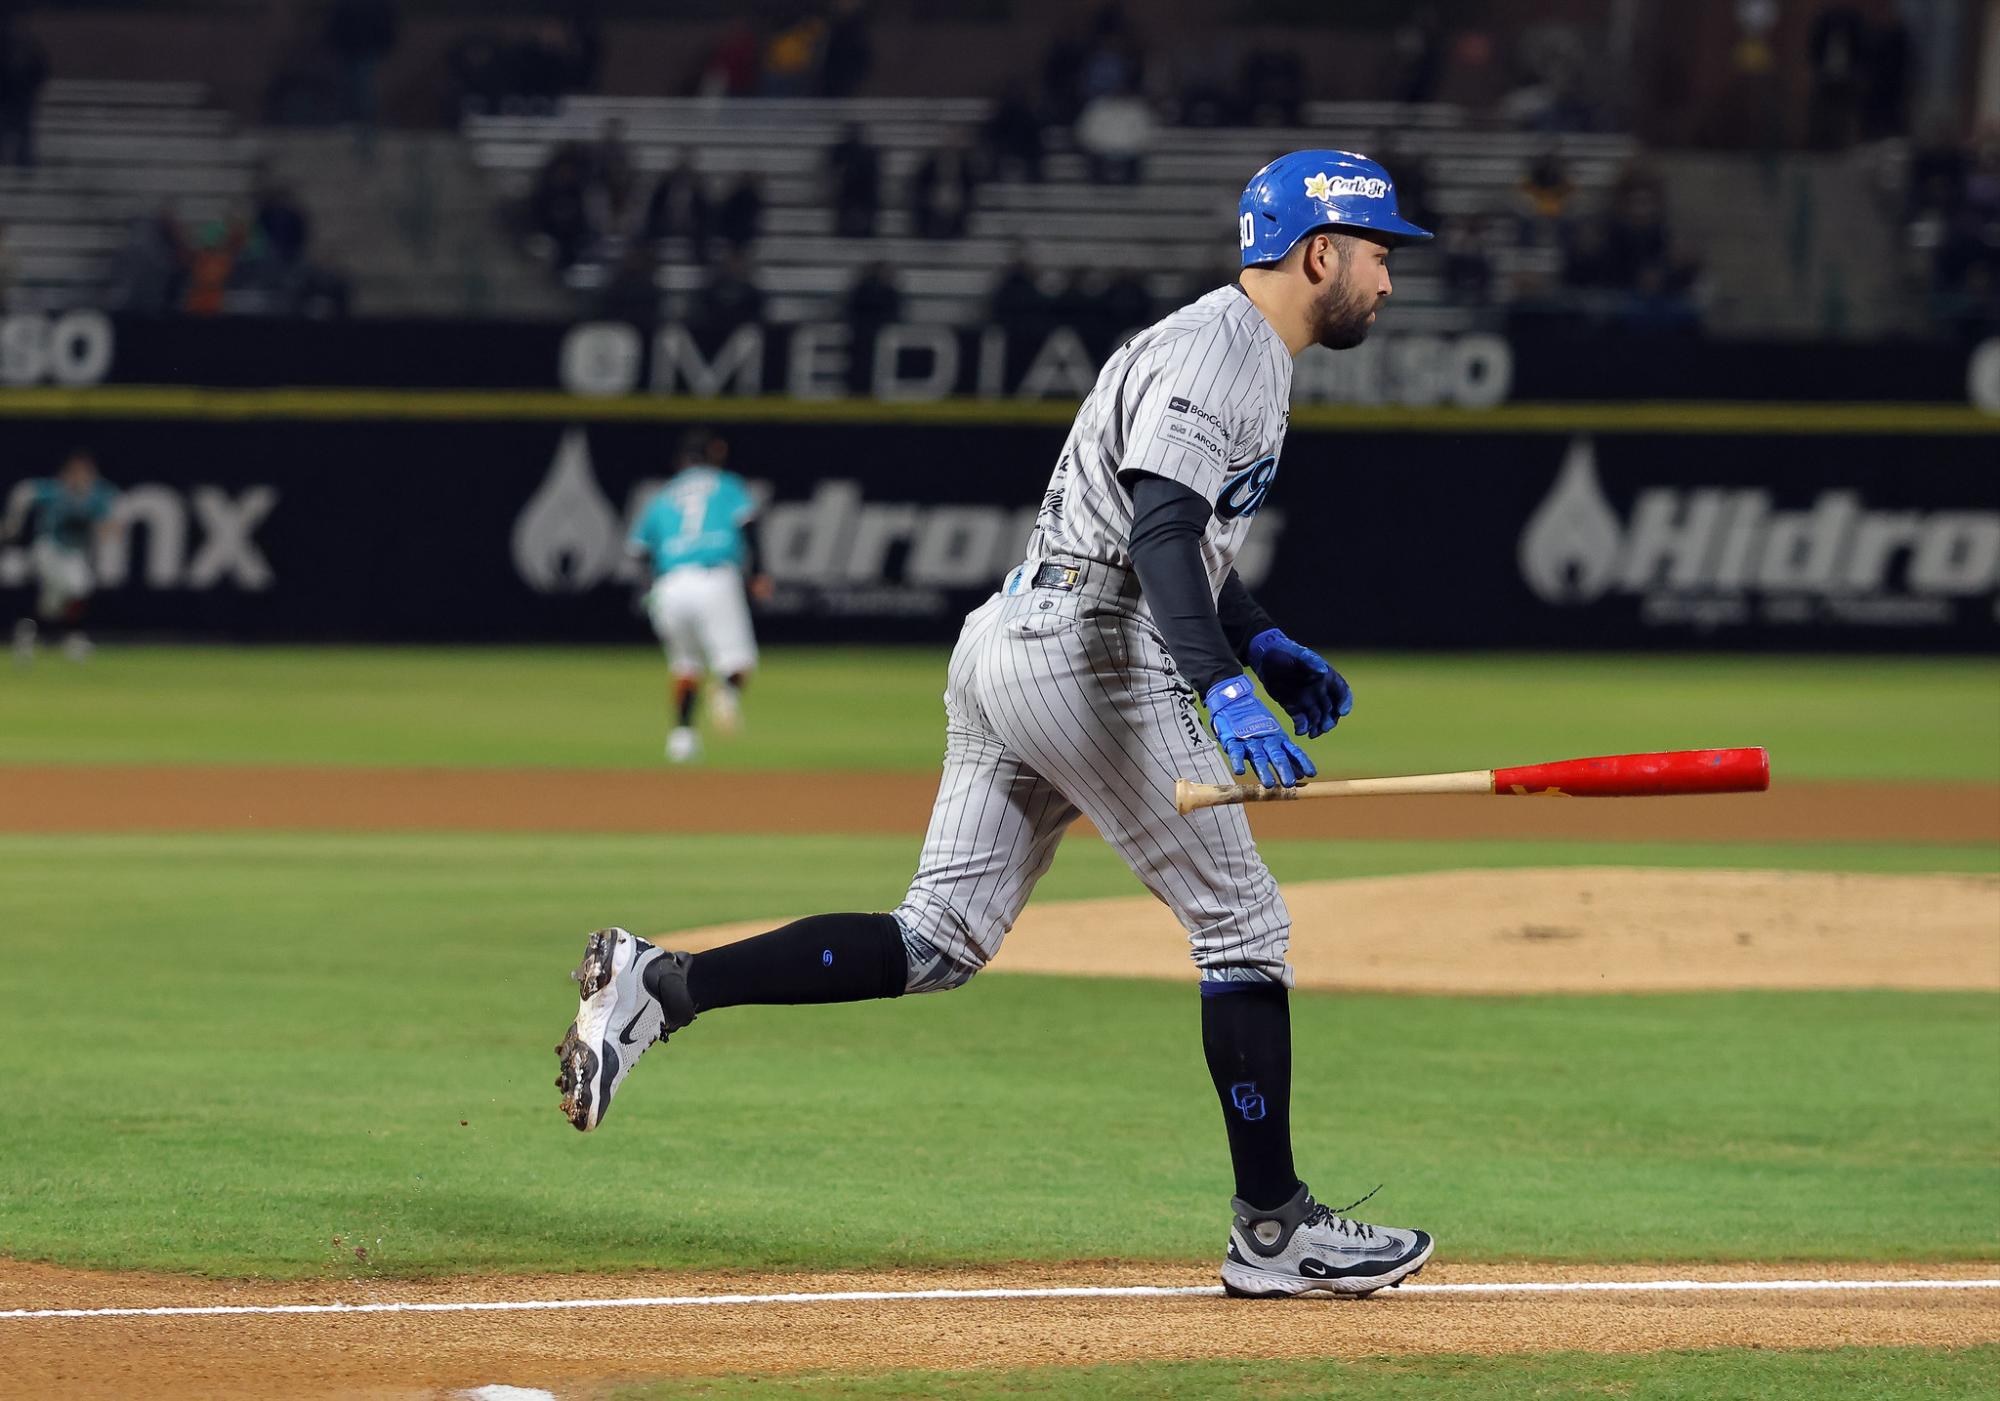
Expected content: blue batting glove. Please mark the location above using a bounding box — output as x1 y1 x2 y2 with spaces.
1204 675 1317 789
1246 628 1353 739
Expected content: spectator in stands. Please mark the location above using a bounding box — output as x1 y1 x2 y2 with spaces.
697 19 762 97
692 249 765 335
182 209 251 317
1939 261 2000 335
988 249 1050 333
1392 7 1447 106
0 10 49 168
1602 162 1671 289
644 151 711 260
1076 4 1141 105
528 142 596 270
0 223 13 310
1441 217 1497 305
1384 145 1438 232
820 0 873 98
1041 3 1141 126
447 19 590 116
827 124 882 238
715 172 765 253
253 178 312 270
980 82 1045 182
844 260 902 392
1172 47 1239 129
1621 260 1702 335
1918 127 2000 327
1514 147 1576 248
1238 48 1303 129
761 12 826 97
1053 268 1121 344
584 117 642 242
1040 31 1088 126
1861 11 1912 143
589 119 637 207
909 133 979 240
1073 79 1154 185
106 207 187 316
564 4 605 96
1560 216 1616 292
1807 4 1869 150
596 242 660 327
325 0 398 159
1500 23 1602 133
447 33 510 117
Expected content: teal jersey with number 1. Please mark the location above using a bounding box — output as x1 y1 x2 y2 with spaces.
629 466 758 573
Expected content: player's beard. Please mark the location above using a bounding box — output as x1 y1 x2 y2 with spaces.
1311 277 1378 350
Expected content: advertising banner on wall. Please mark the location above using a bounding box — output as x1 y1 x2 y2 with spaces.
2 417 1994 650
2 310 1994 409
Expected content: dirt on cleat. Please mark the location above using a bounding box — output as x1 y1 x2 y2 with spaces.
571 930 615 1000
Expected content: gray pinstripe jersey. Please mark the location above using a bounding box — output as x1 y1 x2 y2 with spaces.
1023 284 1293 596
889 286 1297 994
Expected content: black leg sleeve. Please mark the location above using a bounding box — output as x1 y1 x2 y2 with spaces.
1201 983 1300 1212
673 913 909 1012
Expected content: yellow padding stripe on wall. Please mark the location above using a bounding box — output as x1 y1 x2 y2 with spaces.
0 387 1994 434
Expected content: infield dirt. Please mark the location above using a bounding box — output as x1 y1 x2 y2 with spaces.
6 765 1997 844
5 1260 1998 1400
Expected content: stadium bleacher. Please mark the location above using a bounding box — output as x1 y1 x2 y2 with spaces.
2 79 262 314
463 95 1639 332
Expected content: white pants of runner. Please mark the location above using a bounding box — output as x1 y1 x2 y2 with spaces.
893 557 1292 993
646 564 758 679
33 540 93 616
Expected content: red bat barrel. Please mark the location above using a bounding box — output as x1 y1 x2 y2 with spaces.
1492 747 1770 797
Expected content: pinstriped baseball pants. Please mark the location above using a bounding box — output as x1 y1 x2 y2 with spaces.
892 568 1292 992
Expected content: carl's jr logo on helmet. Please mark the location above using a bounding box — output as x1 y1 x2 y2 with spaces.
1303 171 1388 202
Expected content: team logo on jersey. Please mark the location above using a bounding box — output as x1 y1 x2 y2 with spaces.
1215 456 1279 521
1303 171 1388 202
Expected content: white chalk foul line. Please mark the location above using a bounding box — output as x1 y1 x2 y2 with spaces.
3 1278 1997 1321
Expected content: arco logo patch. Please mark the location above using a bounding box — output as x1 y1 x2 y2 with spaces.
1216 456 1279 521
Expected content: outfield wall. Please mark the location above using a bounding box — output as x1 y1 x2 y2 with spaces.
2 403 1994 650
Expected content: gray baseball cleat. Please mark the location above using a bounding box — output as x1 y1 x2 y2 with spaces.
1221 1183 1434 1298
554 928 695 1131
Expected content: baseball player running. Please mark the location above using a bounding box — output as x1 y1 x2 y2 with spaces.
559 151 1436 1298
627 428 771 763
5 449 118 665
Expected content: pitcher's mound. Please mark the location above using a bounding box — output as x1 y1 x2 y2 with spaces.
672 869 2000 995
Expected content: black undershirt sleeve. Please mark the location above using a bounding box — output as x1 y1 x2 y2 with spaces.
1124 472 1245 697
1216 570 1278 658
740 517 764 577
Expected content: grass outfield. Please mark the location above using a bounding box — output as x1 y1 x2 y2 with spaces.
1 832 1994 1277
613 1347 2000 1400
3 646 1996 781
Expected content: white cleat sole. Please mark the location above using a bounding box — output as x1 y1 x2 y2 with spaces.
1220 1233 1434 1299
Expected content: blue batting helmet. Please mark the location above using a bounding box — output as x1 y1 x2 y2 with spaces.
1237 149 1433 266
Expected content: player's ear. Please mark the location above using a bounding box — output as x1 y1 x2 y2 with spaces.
1300 234 1331 284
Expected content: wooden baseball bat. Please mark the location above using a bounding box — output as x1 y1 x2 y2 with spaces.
1174 747 1770 815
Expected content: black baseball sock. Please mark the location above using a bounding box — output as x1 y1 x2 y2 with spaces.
664 912 909 1012
673 678 699 727
1201 982 1300 1212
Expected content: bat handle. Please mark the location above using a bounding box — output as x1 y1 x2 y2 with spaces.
1175 779 1295 814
